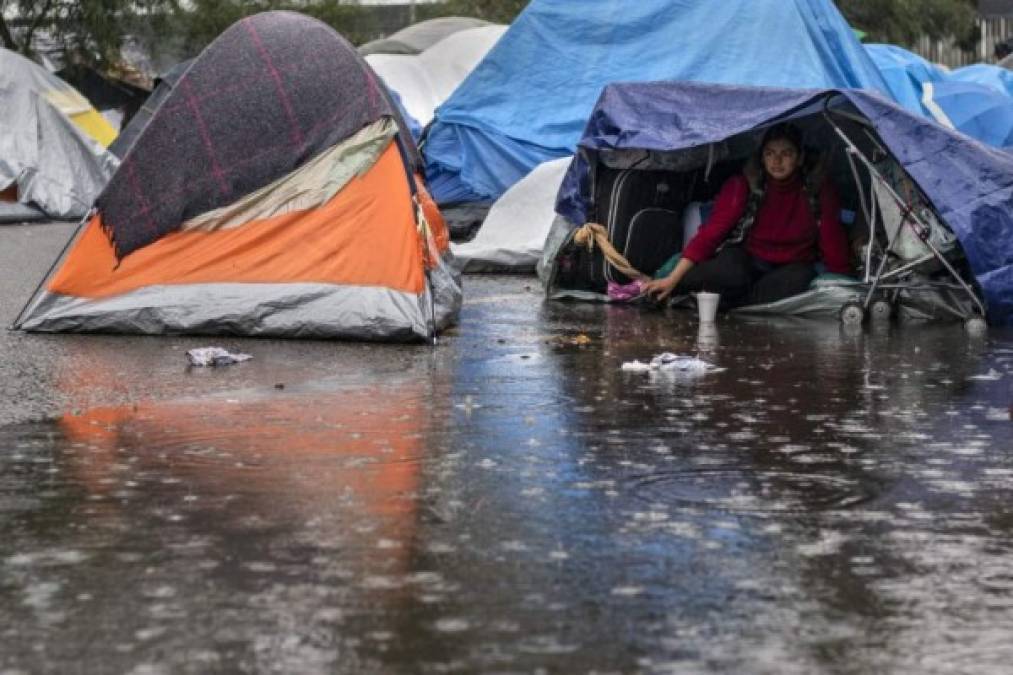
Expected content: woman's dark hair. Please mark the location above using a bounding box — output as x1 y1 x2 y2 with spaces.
760 123 804 154
742 122 808 189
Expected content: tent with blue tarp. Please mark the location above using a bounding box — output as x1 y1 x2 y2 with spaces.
423 0 892 206
864 43 947 116
922 80 1013 150
949 63 1013 98
863 47 1013 151
547 81 1013 326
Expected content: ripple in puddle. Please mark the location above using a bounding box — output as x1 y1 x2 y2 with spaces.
627 468 877 513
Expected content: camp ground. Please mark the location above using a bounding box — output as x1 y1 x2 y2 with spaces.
5 3 1013 673
0 47 119 223
448 22 1013 281
14 11 461 341
423 0 890 208
541 81 1013 329
434 0 893 272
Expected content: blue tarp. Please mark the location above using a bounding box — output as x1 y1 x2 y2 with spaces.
555 81 1013 325
922 80 1013 150
864 43 947 116
950 63 1013 98
388 88 423 141
424 0 891 205
862 47 1013 151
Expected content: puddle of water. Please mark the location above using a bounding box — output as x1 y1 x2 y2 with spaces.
2 278 1013 673
628 468 879 514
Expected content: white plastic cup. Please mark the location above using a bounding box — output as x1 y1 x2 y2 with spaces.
695 291 720 323
697 322 719 351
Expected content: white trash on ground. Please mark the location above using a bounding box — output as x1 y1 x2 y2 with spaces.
621 352 724 374
186 347 253 367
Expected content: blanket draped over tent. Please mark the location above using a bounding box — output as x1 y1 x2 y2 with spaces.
97 12 419 260
423 0 891 206
17 11 460 342
551 82 1013 326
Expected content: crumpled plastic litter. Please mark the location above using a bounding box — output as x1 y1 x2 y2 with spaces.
621 352 724 374
607 280 646 302
968 368 1004 381
186 347 253 367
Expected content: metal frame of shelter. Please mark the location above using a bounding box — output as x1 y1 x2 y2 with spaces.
820 97 988 332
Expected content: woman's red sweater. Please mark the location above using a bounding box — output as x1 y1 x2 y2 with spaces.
682 173 852 275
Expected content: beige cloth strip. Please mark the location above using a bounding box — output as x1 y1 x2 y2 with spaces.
572 222 649 282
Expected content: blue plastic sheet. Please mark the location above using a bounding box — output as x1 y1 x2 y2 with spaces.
388 88 422 141
923 80 1013 150
949 63 1013 98
555 81 1013 325
424 0 891 204
864 44 947 116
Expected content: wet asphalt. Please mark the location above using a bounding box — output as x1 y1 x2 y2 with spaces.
2 222 1013 674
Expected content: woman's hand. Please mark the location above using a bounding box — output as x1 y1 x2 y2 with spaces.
643 275 679 301
643 257 695 301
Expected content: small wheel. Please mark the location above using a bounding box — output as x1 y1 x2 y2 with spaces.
965 316 987 335
840 302 865 326
870 299 893 320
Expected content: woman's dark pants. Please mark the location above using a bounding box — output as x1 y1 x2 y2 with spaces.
679 247 816 308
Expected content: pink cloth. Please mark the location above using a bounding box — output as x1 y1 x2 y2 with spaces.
607 280 646 301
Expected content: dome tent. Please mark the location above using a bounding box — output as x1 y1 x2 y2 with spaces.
365 24 507 128
0 48 118 222
16 11 460 341
0 48 118 148
358 16 492 56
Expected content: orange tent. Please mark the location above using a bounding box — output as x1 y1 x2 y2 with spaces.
17 11 460 341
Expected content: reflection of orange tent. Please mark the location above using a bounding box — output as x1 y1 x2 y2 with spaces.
18 11 460 341
60 385 426 573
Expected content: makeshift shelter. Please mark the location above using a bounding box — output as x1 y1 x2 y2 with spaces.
922 80 1013 150
948 63 1013 98
542 81 1012 327
366 25 506 128
864 43 948 116
0 48 118 147
16 11 461 341
1 48 118 222
359 16 492 55
423 0 891 206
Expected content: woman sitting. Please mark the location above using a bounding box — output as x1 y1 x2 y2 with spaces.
644 123 852 306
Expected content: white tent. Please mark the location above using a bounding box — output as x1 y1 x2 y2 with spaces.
359 16 492 55
451 157 570 272
366 25 507 127
1 48 118 222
